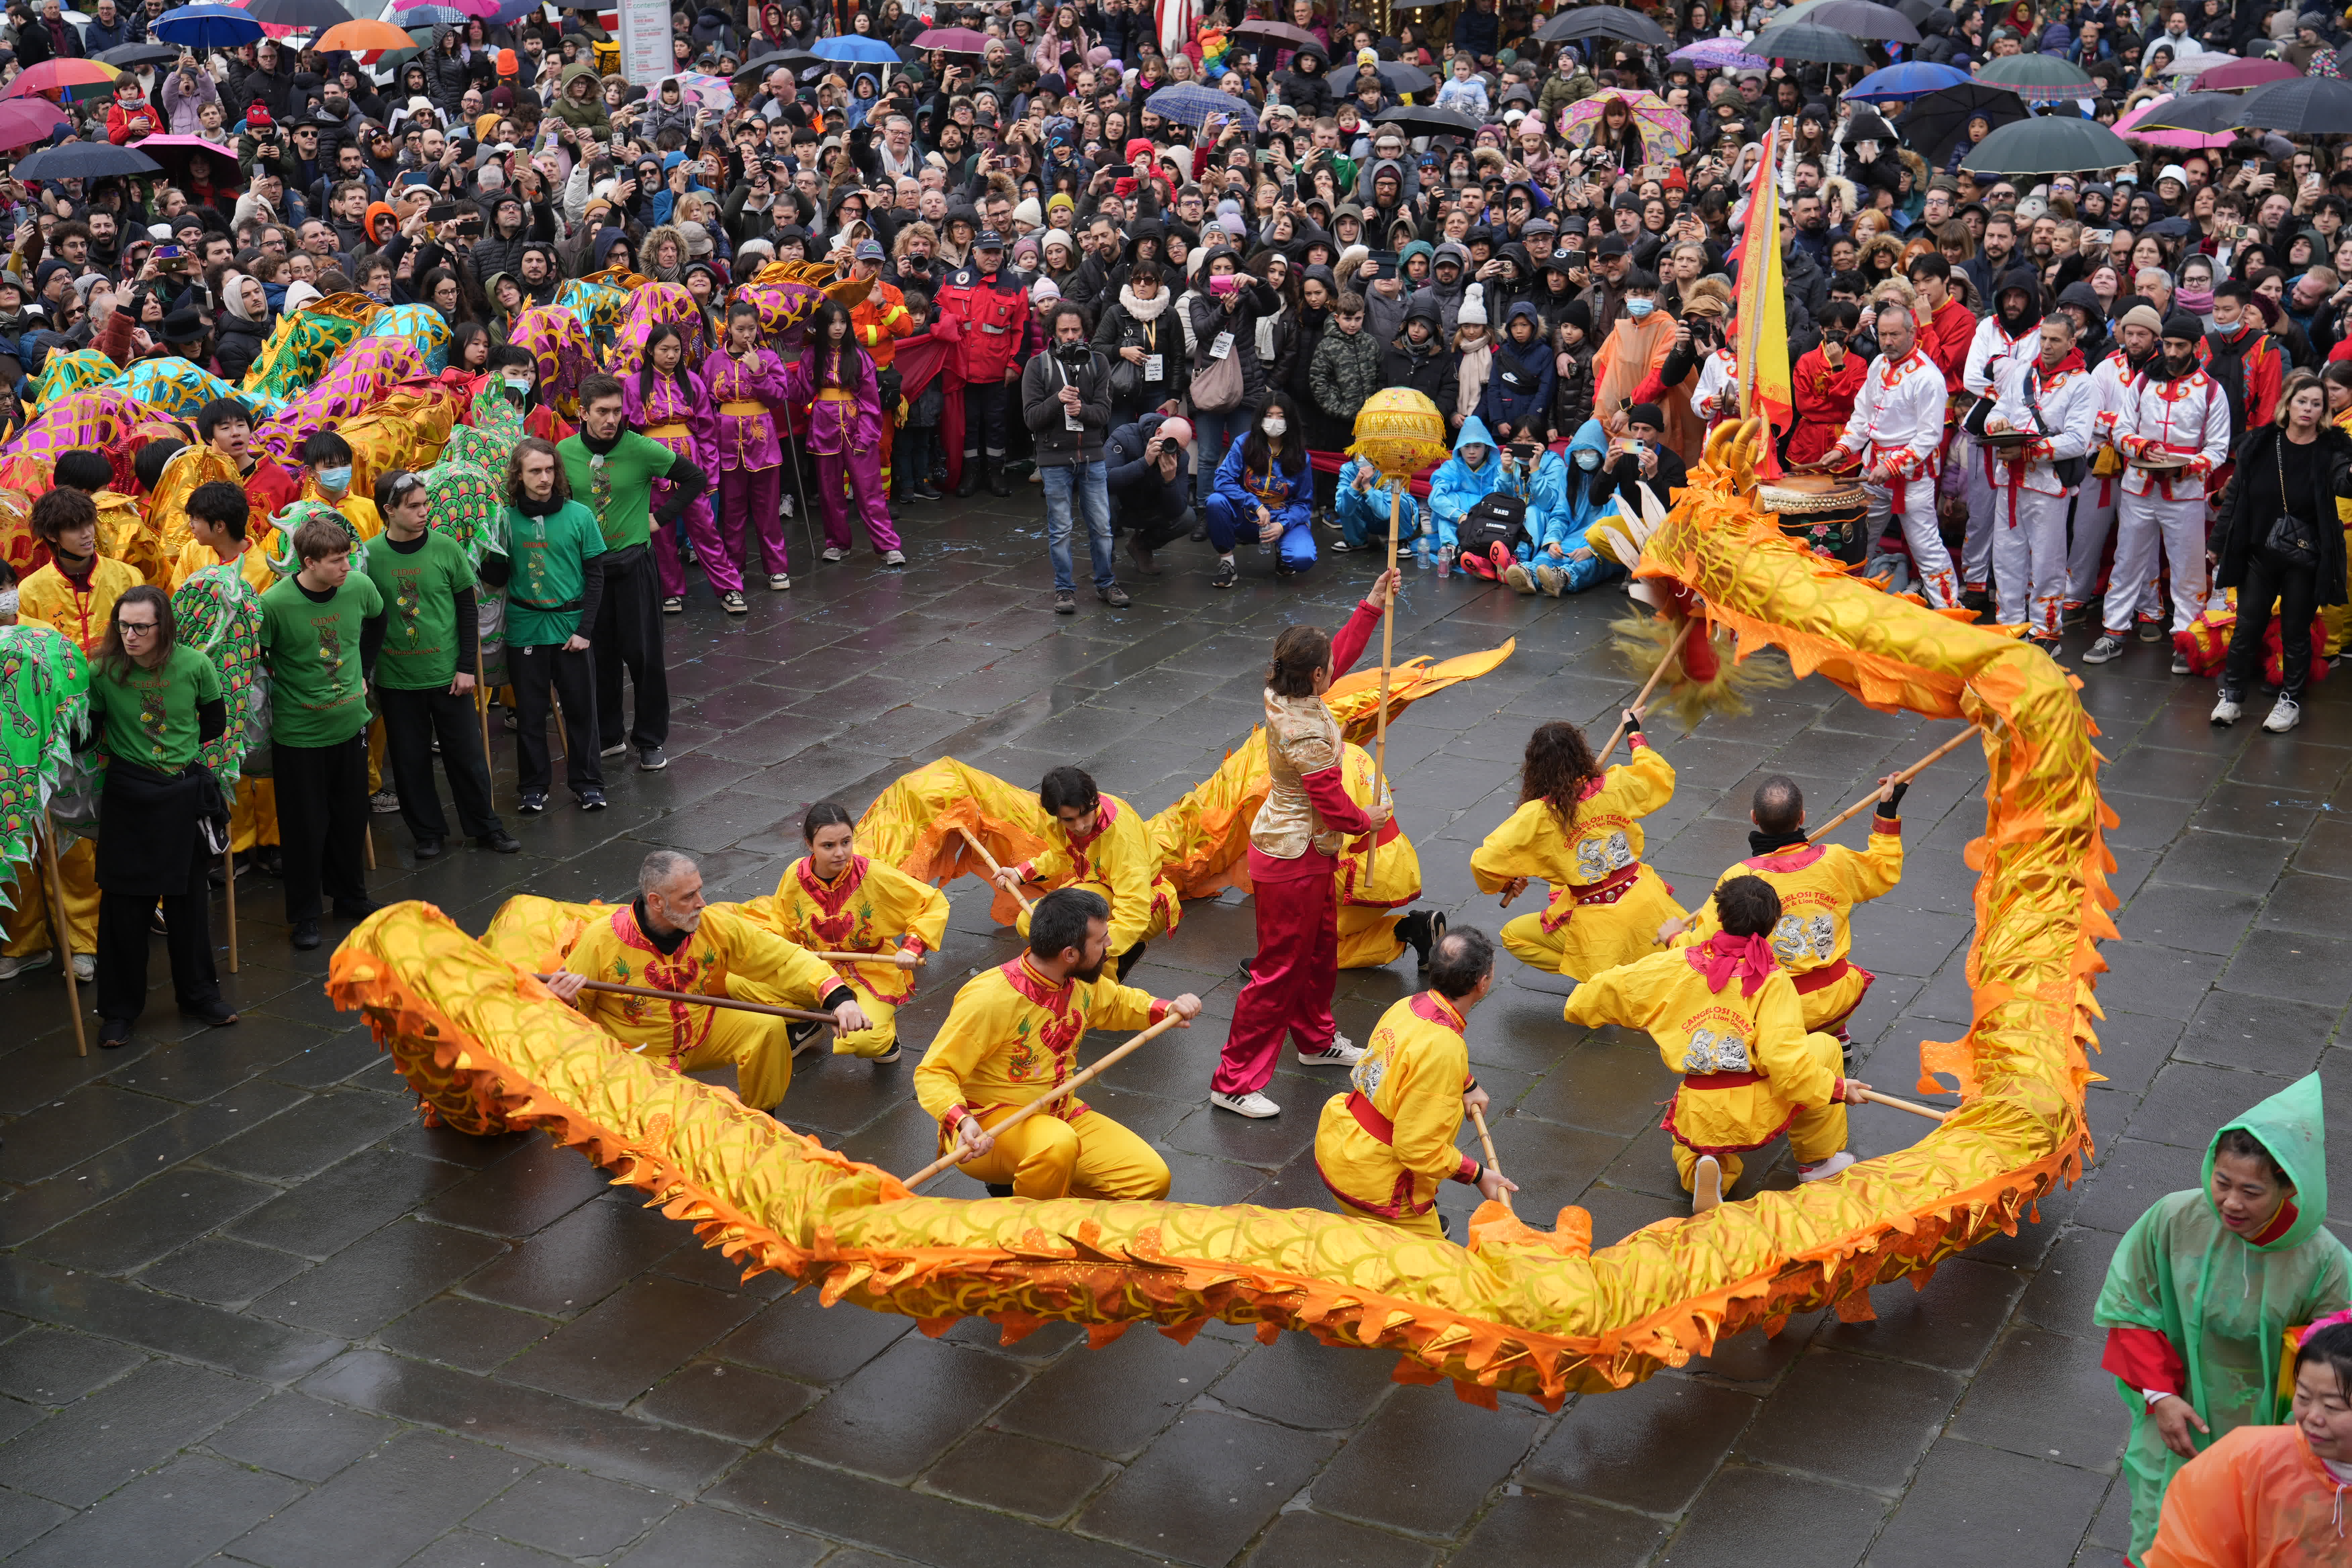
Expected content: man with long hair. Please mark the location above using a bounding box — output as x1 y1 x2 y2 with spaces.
499 437 607 816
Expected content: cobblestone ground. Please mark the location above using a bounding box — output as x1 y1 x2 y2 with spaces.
0 487 2346 1568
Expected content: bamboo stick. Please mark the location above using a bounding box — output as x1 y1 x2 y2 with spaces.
39 813 85 1057
533 973 840 1025
1371 487 1400 882
1853 1085 1950 1123
901 1011 1184 1189
956 825 1035 913
1801 728 1977 844
1469 1103 1508 1212
811 949 924 968
1597 617 1695 759
223 844 237 974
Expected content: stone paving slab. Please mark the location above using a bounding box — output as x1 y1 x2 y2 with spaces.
0 486 2346 1565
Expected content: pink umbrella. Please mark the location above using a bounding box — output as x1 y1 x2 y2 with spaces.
2114 94 2237 149
0 97 69 152
2193 56 2301 91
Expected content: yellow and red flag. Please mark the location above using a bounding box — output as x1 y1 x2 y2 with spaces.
1732 125 1794 479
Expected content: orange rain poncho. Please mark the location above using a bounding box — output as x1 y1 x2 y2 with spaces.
2144 1423 2351 1567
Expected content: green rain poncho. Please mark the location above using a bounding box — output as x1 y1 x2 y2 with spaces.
2094 1072 2350 1564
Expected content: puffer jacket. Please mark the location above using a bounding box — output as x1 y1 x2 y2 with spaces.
425 29 471 114
552 63 609 133
1307 319 1383 448
1477 303 1557 440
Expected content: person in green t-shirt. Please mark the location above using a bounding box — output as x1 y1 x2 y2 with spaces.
257 517 387 950
362 468 520 862
500 435 609 814
558 373 708 778
85 584 238 1047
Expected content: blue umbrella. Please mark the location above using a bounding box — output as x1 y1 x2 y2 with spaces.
1144 82 1258 135
152 3 265 49
1847 61 1971 101
812 35 898 64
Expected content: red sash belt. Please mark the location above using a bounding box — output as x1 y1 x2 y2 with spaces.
1790 957 1852 995
1681 1069 1766 1090
1540 862 1646 933
1346 1091 1394 1143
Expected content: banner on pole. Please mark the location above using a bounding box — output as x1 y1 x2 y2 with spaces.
1733 125 1793 479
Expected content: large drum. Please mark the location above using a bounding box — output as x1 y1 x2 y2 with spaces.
1758 474 1869 564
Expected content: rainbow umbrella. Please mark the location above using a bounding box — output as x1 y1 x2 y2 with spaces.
1560 87 1693 159
0 58 123 104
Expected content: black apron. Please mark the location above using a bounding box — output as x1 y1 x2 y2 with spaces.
94 758 223 898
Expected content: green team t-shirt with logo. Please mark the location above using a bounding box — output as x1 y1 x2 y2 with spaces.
557 432 678 551
361 529 476 690
93 642 222 772
500 501 606 647
258 572 384 748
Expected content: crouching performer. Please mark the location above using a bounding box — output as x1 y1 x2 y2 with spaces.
544 849 872 1113
1563 875 1867 1213
1316 927 1518 1237
916 888 1203 1200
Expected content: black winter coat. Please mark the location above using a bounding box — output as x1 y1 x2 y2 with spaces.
2213 422 2352 605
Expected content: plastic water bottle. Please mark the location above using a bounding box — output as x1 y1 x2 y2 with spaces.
1414 535 1432 570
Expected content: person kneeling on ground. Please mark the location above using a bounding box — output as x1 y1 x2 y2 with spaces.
1104 412 1195 580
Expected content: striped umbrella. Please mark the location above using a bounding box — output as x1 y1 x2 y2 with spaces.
0 59 122 104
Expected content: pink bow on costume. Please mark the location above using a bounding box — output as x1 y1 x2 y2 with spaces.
1686 931 1778 998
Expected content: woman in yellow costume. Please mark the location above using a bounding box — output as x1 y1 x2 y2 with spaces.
1563 875 1865 1212
747 801 949 1065
995 765 1178 981
1472 713 1684 980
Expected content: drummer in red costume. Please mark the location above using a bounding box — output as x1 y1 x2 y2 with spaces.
1822 301 1961 608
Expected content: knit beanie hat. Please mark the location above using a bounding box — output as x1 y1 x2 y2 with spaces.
1459 282 1488 326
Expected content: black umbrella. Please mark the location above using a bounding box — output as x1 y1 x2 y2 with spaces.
96 41 179 68
1959 114 2135 177
1535 6 1671 47
1375 60 1435 95
1899 81 2029 164
1374 103 1483 139
1892 0 1939 20
12 140 160 180
1748 20 1875 65
2232 75 2352 135
2130 91 2243 133
1773 0 1921 43
735 48 822 81
241 0 354 26
1231 17 1320 49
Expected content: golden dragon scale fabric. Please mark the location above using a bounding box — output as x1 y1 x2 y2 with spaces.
325 436 2107 1406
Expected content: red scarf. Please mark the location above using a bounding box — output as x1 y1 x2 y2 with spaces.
1686 930 1777 998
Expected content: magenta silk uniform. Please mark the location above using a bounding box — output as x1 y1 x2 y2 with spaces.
700 345 794 580
783 342 901 554
621 370 729 596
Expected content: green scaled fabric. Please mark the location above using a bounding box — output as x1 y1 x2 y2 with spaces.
170 562 267 789
2093 1072 2351 1562
31 349 119 409
260 500 361 580
0 624 89 908
420 460 505 571
241 306 366 408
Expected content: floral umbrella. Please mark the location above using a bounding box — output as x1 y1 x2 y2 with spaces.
1560 88 1693 160
1669 38 1768 70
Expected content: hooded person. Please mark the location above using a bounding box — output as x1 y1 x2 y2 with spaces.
1427 413 1506 574
2095 1074 2349 1567
1521 418 1629 597
1959 266 2049 608
1412 240 1472 336
1381 291 1456 419
1477 300 1557 446
212 271 277 384
1274 44 1334 118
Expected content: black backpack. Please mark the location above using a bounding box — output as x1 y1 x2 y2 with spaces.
1458 492 1529 557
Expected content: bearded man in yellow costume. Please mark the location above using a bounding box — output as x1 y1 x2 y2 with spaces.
993 766 1178 980
543 849 871 1113
917 888 1202 1200
1564 875 1869 1213
1315 927 1519 1237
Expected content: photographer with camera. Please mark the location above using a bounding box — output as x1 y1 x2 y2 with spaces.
1021 300 1121 614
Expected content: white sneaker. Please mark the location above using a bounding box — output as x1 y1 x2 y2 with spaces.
1690 1154 1722 1215
599 742 627 758
2265 696 2302 733
1210 1090 1281 1118
1294 1034 1364 1067
768 573 791 591
0 951 52 981
821 546 845 563
369 788 401 814
1797 1150 1857 1182
2170 652 2193 676
70 954 92 981
2211 693 2243 726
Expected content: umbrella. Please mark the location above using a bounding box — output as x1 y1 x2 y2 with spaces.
811 35 897 64
1145 82 1258 135
2232 76 2352 135
0 58 121 103
1771 0 1921 43
240 0 353 24
2124 91 2244 138
1748 21 1874 65
1374 60 1434 94
95 41 179 67
1372 102 1482 139
1899 81 2029 164
2114 94 2240 148
1846 61 1970 101
2191 56 2299 91
1960 114 2134 177
1560 88 1694 158
1972 53 2095 102
315 17 412 51
1231 18 1319 49
12 140 161 180
736 48 822 80
1535 6 1671 47
152 3 265 49
124 132 238 183
910 26 991 54
2165 52 2238 80
1892 0 1939 19
669 70 735 109
0 98 68 152
1670 38 1768 70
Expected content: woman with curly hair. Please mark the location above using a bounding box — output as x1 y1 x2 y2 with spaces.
1470 714 1686 980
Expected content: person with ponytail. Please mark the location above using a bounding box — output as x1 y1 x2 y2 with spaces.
622 323 725 614
700 300 797 596
1208 567 1399 1120
786 299 904 568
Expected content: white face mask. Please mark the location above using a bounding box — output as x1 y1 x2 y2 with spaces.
1626 297 1656 318
1261 416 1287 437
1574 448 1601 470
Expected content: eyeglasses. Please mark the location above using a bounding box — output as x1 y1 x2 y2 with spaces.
118 619 158 634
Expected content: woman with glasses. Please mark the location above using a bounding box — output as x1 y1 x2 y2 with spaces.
86 585 238 1047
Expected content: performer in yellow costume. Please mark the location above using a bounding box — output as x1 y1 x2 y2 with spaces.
744 801 949 1063
1316 927 1518 1236
1564 876 1867 1212
1472 713 1685 980
916 888 1202 1200
1664 773 1907 1048
544 849 871 1113
996 766 1179 978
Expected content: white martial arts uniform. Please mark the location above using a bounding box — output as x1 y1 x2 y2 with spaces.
1831 346 1958 608
1984 347 2099 638
1961 315 2040 596
2065 347 2145 616
2103 365 2234 638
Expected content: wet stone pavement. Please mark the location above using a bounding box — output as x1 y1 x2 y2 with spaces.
1 484 2349 1568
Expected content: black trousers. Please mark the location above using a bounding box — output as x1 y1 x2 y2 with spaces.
962 383 1010 456
1125 503 1193 552
273 733 369 923
2222 553 2322 700
593 550 669 753
95 832 219 1024
510 642 602 799
380 684 503 842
